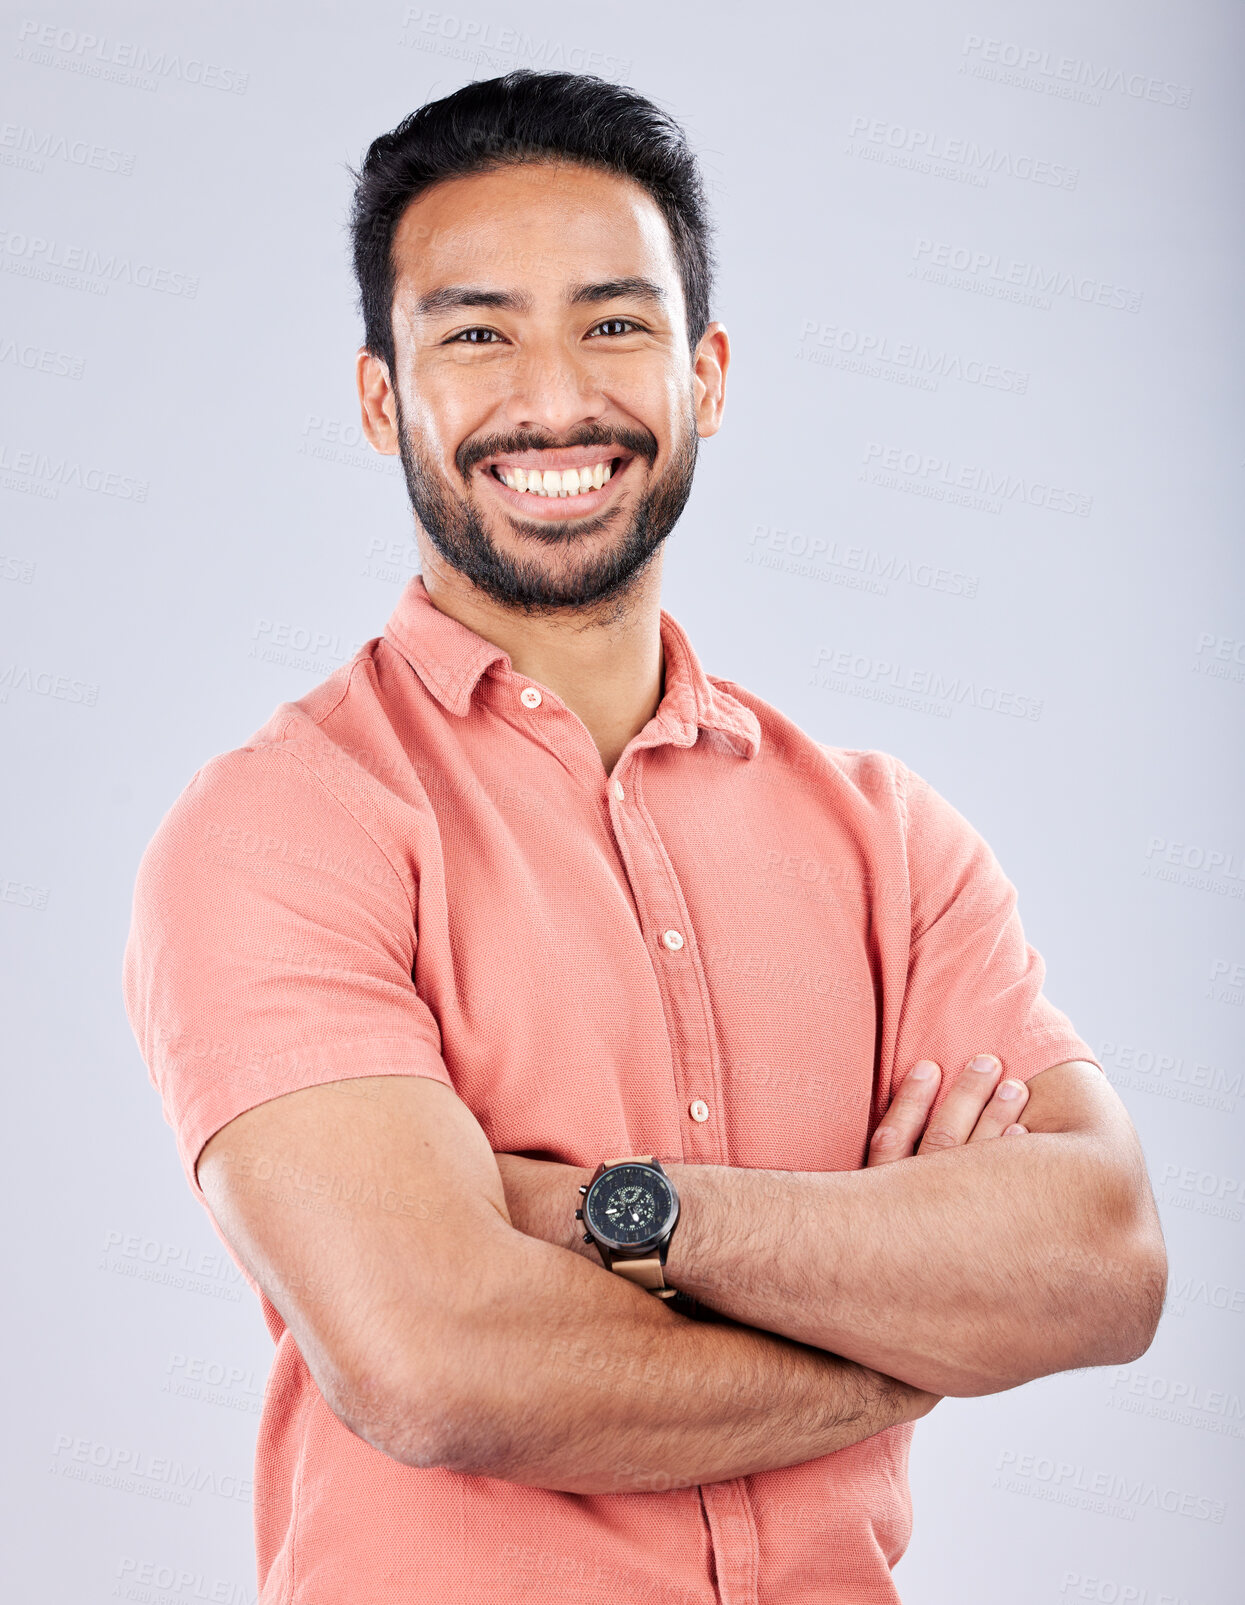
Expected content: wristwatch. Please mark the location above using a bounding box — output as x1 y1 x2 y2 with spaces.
576 1155 681 1297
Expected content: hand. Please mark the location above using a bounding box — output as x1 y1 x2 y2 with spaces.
867 1055 1029 1168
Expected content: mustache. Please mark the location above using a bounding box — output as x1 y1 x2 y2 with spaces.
456 422 659 481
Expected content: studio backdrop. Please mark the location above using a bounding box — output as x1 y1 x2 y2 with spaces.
2 2 1241 1601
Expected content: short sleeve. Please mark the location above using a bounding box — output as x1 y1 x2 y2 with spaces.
122 744 453 1207
891 762 1102 1110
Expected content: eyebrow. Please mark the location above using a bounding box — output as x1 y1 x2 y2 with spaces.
414 277 666 317
415 285 534 316
569 277 666 308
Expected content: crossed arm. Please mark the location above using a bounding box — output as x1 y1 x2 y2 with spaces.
198 1053 1165 1493
495 1055 1168 1397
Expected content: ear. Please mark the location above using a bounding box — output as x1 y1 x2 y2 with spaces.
691 322 730 439
356 347 400 456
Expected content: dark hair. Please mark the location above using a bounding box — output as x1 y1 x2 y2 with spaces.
349 71 714 375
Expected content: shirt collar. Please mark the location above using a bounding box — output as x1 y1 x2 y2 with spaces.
382 574 760 759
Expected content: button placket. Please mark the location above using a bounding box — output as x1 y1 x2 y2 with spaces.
603 753 728 1172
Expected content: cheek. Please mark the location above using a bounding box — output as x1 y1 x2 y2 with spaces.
402 383 475 469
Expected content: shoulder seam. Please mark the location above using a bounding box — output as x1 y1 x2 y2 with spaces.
271 657 366 744
252 743 416 925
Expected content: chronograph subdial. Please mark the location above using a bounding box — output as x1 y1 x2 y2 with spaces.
603 1185 657 1232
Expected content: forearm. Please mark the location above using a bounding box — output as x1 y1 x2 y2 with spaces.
663 1134 1162 1396
377 1210 935 1494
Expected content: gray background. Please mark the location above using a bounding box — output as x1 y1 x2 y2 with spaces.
2 1 1242 1600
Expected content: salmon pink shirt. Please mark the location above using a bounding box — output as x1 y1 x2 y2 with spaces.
123 573 1099 1604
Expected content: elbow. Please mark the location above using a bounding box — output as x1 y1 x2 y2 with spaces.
931 1217 1169 1400
1095 1220 1168 1365
327 1356 476 1471
340 1353 521 1477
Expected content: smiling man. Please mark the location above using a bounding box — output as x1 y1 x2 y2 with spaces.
124 73 1166 1605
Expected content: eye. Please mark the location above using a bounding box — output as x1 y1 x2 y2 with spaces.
588 317 643 338
446 327 505 344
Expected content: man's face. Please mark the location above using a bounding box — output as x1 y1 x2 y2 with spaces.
361 161 726 614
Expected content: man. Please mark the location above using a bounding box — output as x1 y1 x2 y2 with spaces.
123 71 1165 1605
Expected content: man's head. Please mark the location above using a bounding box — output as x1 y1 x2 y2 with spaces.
350 72 728 616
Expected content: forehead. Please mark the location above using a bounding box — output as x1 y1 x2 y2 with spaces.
390 161 684 312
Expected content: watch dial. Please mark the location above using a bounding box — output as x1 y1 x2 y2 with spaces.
585 1166 676 1249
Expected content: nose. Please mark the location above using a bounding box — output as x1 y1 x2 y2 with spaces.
498 337 609 438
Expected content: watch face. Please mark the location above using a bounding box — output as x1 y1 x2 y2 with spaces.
585 1165 678 1250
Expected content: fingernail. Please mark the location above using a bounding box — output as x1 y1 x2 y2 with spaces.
969 1055 998 1074
997 1080 1024 1101
1003 1123 1028 1136
910 1061 938 1081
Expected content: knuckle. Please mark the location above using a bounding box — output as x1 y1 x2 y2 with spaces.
920 1127 961 1150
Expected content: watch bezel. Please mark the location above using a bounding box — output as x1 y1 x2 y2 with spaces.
584 1162 680 1253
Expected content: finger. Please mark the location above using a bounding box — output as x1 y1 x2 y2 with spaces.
966 1078 1030 1142
1003 1123 1028 1137
916 1054 1002 1154
868 1061 942 1166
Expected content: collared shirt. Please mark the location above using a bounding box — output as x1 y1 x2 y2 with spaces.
123 573 1098 1605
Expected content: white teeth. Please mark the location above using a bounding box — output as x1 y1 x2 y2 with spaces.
495 460 615 496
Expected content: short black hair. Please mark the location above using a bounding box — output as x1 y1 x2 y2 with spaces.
349 71 715 376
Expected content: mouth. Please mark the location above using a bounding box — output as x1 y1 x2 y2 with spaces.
476 447 639 521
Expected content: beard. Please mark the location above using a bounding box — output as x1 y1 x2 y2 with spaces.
393 394 699 616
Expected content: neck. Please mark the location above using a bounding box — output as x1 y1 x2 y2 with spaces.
416 541 666 776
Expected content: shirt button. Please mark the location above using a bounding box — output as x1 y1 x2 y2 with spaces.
661 928 685 952
612 779 625 801
519 686 542 709
689 1099 710 1123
